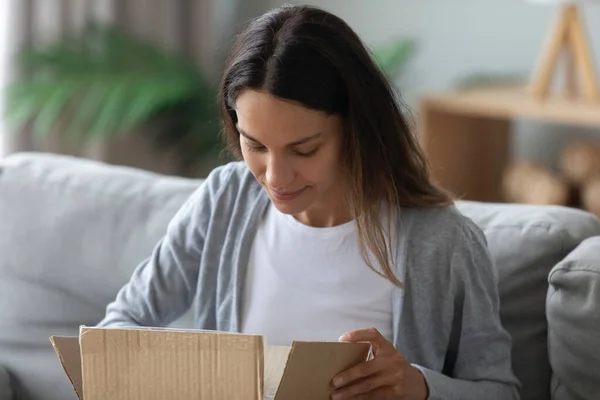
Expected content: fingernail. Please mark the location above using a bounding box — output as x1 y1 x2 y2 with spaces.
332 377 344 387
331 393 342 400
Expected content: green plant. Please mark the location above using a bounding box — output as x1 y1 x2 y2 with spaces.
4 25 415 171
5 24 222 170
372 38 416 82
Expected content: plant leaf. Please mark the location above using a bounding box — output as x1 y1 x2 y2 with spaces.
32 80 80 137
5 81 55 129
372 38 416 79
89 78 131 137
65 80 108 138
5 23 221 163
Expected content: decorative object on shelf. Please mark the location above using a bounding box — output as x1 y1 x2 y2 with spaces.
528 0 599 102
502 161 571 206
501 139 600 217
581 177 600 217
454 73 527 91
560 139 600 184
419 85 600 207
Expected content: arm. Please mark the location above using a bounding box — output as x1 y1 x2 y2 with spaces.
414 219 521 400
97 166 227 328
324 213 520 400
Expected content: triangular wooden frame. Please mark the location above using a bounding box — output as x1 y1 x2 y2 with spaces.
529 4 599 103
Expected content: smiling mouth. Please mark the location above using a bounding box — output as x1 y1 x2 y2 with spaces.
269 187 307 201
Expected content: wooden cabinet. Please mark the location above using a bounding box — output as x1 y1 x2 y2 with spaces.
418 86 600 202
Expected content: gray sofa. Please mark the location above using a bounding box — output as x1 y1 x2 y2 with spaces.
1 152 599 400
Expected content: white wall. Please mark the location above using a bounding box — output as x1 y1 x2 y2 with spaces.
267 0 600 166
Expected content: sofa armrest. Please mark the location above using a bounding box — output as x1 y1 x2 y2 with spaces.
0 365 13 400
547 236 600 400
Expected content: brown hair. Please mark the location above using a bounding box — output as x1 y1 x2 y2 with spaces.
218 5 452 286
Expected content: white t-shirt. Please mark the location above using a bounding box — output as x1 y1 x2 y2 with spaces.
240 203 397 346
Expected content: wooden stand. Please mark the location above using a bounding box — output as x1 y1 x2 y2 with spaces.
529 4 599 102
419 87 600 202
419 4 600 203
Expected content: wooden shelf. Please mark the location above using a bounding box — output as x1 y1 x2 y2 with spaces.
418 86 600 203
421 86 600 128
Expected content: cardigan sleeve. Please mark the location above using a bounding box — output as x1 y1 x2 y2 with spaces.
398 209 521 400
96 165 232 328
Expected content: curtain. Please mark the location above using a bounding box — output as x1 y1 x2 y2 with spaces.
0 0 271 174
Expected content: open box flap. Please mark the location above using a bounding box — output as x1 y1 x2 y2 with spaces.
264 346 292 398
49 336 83 399
78 326 264 400
51 328 370 400
273 341 371 400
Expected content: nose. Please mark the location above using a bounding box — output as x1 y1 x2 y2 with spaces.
265 153 295 190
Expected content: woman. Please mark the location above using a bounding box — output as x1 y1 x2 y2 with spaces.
98 4 519 400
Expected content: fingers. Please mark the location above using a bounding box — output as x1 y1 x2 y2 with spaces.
339 327 381 343
332 358 387 389
331 372 399 400
339 328 393 355
333 329 413 400
352 386 397 400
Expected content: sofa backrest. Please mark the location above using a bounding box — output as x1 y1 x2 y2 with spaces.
2 153 600 400
547 236 600 400
456 201 600 400
0 153 200 400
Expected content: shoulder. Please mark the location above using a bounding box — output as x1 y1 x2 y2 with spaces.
399 204 487 252
193 161 264 206
202 161 261 195
398 204 493 284
170 161 264 227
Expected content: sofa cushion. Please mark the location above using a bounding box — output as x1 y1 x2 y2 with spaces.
0 366 12 400
0 153 200 400
547 236 600 400
456 201 600 400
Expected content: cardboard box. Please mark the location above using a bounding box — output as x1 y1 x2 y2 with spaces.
50 326 371 400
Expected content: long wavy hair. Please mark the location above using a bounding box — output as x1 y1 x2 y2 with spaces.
218 5 452 286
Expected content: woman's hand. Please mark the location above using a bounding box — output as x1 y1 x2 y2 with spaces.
330 328 429 400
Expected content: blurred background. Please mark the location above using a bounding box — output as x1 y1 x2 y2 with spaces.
0 0 599 215
0 4 600 399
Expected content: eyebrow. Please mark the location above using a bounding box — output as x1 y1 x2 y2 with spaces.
237 125 323 146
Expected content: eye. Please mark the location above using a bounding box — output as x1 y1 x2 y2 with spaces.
244 142 267 153
294 148 318 158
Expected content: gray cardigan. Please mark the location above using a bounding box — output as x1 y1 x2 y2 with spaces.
98 161 520 400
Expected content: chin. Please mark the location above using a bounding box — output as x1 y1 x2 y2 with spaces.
269 197 310 215
267 188 316 214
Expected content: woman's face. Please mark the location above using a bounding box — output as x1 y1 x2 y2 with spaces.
235 89 346 226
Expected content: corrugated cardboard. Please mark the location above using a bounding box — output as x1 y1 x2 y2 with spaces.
50 326 370 400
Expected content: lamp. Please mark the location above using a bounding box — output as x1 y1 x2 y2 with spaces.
528 0 599 103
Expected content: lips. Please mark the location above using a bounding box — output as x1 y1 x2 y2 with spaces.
270 187 307 201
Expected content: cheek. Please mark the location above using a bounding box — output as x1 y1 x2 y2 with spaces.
305 146 342 183
241 149 266 178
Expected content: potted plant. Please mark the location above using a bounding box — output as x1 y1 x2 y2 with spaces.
4 23 415 176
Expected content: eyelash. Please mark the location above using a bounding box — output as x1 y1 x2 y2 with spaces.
295 149 318 158
244 143 318 158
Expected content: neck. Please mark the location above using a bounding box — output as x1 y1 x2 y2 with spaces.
294 192 353 228
294 209 353 227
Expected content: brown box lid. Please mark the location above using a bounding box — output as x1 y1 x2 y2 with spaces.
50 326 370 400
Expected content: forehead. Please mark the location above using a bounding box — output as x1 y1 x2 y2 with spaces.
234 89 339 141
